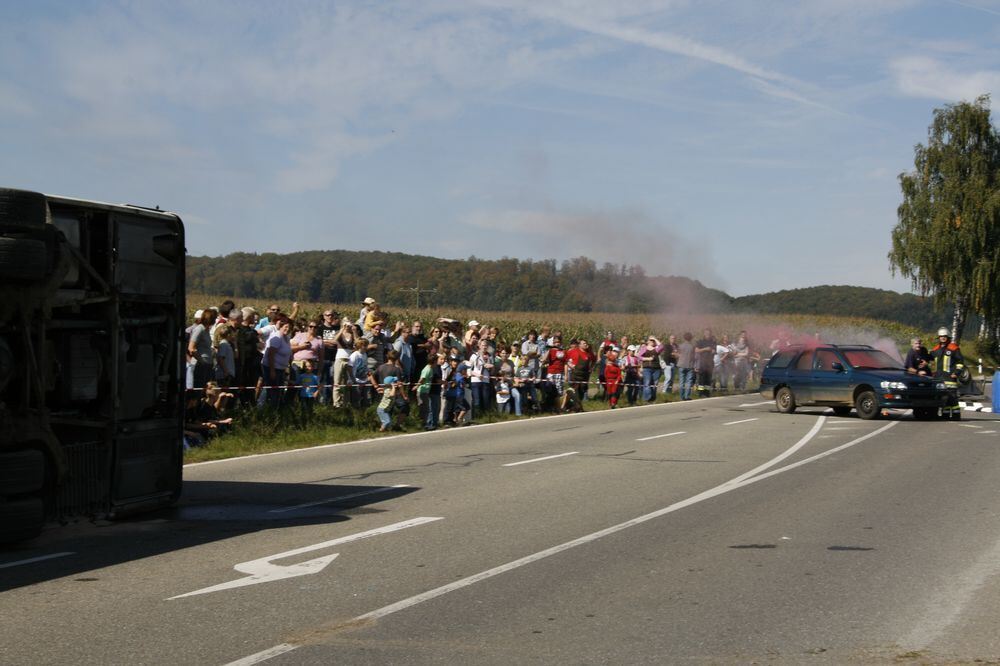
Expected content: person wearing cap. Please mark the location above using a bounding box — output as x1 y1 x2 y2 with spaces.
463 320 482 349
931 326 965 420
376 375 409 432
363 302 387 333
621 344 642 405
316 309 341 403
357 297 376 328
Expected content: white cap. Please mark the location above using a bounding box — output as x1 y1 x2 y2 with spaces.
363 297 376 305
468 320 480 327
627 344 637 352
194 309 203 320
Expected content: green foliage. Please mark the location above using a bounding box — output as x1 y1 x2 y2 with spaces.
186 251 730 315
889 94 1000 346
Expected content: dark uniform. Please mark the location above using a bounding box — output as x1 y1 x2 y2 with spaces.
930 335 964 420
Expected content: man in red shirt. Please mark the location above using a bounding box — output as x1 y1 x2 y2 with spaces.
543 335 567 395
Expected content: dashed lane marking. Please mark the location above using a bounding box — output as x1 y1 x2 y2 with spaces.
636 431 686 442
724 418 759 426
503 452 579 467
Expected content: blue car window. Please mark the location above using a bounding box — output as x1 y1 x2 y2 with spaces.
768 350 796 369
815 350 839 371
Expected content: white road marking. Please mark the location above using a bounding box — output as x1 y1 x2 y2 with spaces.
0 552 74 569
725 416 826 487
170 517 443 600
960 424 983 428
739 400 773 407
975 430 997 434
503 452 579 467
636 431 686 442
268 484 412 514
230 415 882 665
723 418 759 426
225 644 298 666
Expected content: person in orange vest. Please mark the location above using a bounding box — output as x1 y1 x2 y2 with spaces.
930 326 965 420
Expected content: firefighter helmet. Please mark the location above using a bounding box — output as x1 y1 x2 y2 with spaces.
937 326 950 337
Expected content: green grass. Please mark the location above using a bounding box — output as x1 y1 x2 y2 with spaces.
183 390 715 464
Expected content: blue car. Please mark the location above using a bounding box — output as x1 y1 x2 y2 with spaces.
759 344 956 420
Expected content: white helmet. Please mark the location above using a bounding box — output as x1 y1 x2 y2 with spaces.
937 326 950 337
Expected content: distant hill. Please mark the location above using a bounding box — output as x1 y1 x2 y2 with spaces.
730 286 952 330
186 251 954 329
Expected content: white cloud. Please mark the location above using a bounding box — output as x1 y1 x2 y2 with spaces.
890 56 1000 101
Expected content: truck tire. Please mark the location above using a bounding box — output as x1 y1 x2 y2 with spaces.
0 497 45 543
0 449 46 495
0 188 47 230
0 236 46 281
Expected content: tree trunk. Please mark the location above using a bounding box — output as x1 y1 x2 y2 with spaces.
951 296 968 344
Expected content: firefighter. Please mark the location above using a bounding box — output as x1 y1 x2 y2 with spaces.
930 326 965 420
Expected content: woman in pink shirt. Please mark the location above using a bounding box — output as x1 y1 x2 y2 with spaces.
291 320 324 383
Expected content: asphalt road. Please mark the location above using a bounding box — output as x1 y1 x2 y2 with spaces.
3 396 1000 665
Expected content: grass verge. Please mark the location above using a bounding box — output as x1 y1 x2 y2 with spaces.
182 391 716 464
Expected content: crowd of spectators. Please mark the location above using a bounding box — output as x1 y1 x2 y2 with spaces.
183 297 765 438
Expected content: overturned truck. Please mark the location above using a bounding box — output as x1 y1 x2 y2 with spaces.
0 188 185 543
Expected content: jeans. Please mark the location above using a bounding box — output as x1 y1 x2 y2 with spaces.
511 387 522 415
642 367 661 402
377 406 392 428
662 364 674 393
678 367 694 400
422 392 441 429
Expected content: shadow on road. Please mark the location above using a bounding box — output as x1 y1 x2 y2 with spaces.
0 480 418 592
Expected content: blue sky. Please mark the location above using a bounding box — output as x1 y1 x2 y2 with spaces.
2 0 998 296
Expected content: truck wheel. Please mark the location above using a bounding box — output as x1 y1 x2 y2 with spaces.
831 406 852 416
855 390 880 420
0 497 45 544
0 449 45 495
0 237 46 281
775 387 796 413
0 188 47 229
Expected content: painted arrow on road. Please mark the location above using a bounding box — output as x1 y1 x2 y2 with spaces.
169 516 443 600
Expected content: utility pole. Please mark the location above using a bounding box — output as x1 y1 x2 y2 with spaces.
399 281 437 309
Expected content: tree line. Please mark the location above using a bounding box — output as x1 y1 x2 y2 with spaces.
187 251 955 330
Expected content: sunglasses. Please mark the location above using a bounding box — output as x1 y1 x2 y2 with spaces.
323 312 334 317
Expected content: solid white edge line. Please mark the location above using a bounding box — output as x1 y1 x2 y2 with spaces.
738 400 773 407
227 414 866 664
636 431 686 442
0 552 75 569
268 484 412 513
723 417 759 426
188 394 738 468
503 452 579 467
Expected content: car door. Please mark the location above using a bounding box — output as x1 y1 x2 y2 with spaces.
786 349 814 404
811 348 850 404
